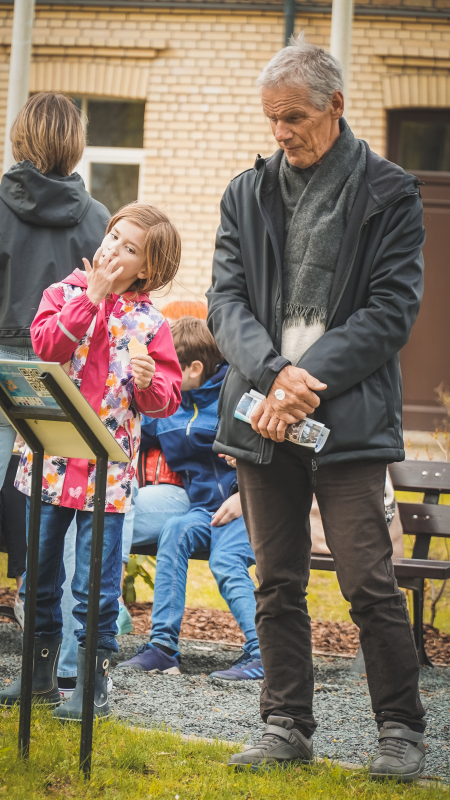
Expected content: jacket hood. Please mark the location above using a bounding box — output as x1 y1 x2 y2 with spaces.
0 161 92 228
62 268 88 287
61 269 152 304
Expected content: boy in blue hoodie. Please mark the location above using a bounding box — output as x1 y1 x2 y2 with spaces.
118 317 262 680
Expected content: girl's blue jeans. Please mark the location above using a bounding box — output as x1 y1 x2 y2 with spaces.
20 500 124 653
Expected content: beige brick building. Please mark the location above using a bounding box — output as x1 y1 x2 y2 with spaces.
0 0 449 418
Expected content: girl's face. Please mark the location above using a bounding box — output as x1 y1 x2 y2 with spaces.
101 218 147 294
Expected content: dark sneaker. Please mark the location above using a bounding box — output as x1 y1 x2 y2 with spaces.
228 715 314 771
210 652 264 681
115 643 181 675
369 722 426 782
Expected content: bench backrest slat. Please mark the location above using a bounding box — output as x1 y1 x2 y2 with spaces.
389 461 450 493
398 502 450 536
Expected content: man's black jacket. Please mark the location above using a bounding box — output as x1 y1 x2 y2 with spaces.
0 160 109 340
207 145 425 467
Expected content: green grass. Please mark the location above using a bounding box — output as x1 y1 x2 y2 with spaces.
0 706 448 799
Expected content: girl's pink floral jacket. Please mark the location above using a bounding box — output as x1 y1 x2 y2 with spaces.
15 269 182 514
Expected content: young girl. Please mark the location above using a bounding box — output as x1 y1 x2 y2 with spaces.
0 203 182 720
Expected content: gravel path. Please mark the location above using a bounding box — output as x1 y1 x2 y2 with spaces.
1 623 449 781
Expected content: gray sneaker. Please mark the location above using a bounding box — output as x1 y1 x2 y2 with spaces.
370 722 426 782
228 715 314 771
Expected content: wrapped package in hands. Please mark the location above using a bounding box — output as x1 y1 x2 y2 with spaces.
235 390 330 453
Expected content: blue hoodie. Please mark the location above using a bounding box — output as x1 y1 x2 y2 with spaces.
140 365 237 512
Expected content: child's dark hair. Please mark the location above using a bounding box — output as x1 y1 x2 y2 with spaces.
171 316 222 383
106 202 181 293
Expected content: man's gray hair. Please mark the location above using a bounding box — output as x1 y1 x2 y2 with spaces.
256 33 344 111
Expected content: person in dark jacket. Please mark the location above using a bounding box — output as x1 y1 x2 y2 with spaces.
207 35 427 779
118 317 262 681
0 92 109 490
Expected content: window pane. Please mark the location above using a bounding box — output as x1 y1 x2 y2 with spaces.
398 121 450 171
87 101 145 148
90 163 140 214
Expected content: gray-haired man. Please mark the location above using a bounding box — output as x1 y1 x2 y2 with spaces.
207 34 427 779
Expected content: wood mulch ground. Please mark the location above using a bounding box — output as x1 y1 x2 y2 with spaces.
2 588 449 665
126 601 450 665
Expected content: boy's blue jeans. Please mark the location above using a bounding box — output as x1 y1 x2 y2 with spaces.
20 500 124 653
150 505 260 658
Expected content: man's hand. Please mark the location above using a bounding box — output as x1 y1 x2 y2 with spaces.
131 354 156 390
251 365 327 443
84 247 124 306
211 493 242 527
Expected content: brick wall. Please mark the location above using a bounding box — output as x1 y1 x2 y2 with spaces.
0 4 448 301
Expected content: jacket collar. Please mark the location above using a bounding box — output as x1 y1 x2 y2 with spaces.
62 268 151 308
254 139 419 209
181 370 226 410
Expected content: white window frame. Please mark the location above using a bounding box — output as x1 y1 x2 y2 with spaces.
75 98 145 199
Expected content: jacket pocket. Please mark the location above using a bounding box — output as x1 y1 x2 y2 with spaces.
377 365 395 429
214 367 273 464
217 366 231 418
316 372 392 456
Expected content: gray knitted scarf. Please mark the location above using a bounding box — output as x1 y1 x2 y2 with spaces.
279 118 366 328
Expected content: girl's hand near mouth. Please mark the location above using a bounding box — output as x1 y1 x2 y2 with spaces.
84 247 124 306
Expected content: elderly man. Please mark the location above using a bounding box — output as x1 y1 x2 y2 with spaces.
207 35 426 780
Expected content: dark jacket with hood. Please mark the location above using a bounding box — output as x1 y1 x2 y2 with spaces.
207 142 425 468
140 365 238 512
0 160 109 341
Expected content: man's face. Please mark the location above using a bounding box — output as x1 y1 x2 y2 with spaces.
261 85 344 169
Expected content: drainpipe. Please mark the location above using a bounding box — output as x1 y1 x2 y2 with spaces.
284 0 296 45
330 0 353 93
3 0 35 174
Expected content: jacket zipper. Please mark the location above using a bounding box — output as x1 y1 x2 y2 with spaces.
211 454 225 500
311 458 318 486
326 189 419 330
154 452 162 486
186 403 199 435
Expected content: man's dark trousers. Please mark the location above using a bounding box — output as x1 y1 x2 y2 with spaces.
237 444 425 738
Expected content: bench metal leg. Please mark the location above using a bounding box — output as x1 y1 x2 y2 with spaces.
397 578 433 668
18 447 44 758
411 579 433 668
79 455 107 779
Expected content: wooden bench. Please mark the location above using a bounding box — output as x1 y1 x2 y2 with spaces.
388 460 450 666
132 460 450 668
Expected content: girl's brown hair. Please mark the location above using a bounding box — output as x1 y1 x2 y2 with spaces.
107 202 181 294
11 92 85 176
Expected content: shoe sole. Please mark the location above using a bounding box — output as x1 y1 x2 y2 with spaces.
0 695 61 708
210 674 262 681
147 666 181 676
369 761 426 783
115 664 181 675
54 711 112 724
229 758 313 772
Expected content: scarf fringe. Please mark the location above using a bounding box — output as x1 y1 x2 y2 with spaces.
282 304 327 326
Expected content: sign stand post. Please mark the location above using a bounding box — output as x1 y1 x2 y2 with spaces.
0 362 129 780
